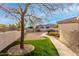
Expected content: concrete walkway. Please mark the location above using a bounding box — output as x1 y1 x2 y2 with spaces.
42 33 77 56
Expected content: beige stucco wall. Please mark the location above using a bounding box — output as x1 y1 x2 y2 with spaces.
59 23 79 31
59 23 79 55
59 30 79 55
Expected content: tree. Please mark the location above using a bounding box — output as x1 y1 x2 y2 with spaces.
0 24 6 32
9 24 17 30
26 14 43 32
0 3 73 54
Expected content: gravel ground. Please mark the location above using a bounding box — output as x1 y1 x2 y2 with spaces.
0 31 21 51
24 32 45 40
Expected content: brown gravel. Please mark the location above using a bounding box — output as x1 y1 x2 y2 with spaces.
24 32 44 40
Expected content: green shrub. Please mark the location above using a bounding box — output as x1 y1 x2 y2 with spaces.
48 32 59 37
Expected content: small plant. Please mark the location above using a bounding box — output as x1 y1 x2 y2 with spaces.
48 32 59 37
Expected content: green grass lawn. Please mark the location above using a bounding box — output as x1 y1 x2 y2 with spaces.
0 37 59 56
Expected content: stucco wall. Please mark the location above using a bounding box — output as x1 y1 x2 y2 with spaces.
0 31 20 51
60 30 79 55
59 23 79 31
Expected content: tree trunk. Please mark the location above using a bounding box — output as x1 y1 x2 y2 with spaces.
33 27 36 32
20 15 24 49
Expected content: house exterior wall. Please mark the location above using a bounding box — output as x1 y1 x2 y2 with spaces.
59 23 79 55
59 23 79 31
59 30 79 55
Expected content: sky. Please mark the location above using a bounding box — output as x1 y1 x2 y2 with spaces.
0 3 79 26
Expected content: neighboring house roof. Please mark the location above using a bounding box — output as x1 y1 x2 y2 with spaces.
57 17 79 24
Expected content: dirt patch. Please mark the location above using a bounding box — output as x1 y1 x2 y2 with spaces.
24 32 45 40
8 44 35 56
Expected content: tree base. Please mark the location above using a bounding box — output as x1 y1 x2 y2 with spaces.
8 44 35 56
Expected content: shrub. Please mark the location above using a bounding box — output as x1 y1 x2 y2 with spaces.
48 32 59 37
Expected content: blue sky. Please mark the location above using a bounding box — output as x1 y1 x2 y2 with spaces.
0 3 79 26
